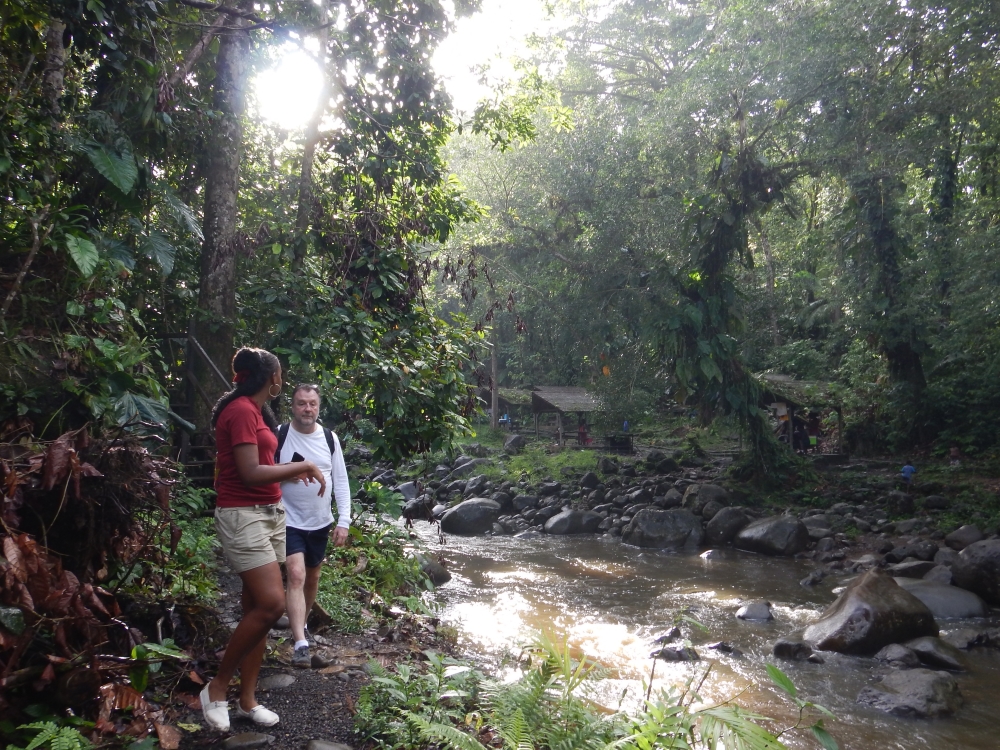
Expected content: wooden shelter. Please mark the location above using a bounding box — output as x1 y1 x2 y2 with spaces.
477 387 533 426
530 386 600 444
756 373 844 453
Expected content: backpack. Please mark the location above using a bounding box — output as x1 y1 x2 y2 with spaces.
274 423 337 463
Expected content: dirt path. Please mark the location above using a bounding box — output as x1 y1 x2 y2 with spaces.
175 561 437 750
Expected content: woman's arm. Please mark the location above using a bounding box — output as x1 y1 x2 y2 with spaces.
232 443 327 496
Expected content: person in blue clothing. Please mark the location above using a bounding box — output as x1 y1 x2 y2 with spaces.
900 461 916 490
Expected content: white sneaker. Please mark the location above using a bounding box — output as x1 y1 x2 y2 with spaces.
199 684 230 732
235 702 280 727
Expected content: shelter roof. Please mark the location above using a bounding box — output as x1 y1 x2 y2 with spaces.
477 387 533 408
756 372 842 409
531 386 599 414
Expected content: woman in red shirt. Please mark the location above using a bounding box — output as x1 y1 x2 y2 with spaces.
200 348 325 731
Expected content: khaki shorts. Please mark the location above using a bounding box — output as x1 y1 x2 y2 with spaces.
214 503 286 574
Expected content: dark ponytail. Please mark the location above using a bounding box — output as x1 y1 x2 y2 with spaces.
211 348 281 429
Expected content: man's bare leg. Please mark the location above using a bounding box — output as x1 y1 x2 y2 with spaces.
303 564 322 619
285 552 308 646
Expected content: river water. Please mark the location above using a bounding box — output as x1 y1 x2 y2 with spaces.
412 525 1000 750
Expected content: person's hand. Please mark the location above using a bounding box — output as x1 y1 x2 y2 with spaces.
295 461 327 497
330 526 349 547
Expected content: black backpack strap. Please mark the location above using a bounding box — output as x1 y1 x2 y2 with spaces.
274 423 290 462
323 426 337 456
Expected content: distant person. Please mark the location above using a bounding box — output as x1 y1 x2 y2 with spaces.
276 384 351 669
201 348 326 732
900 461 917 490
949 445 961 467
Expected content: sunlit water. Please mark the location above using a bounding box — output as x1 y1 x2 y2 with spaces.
410 524 1000 750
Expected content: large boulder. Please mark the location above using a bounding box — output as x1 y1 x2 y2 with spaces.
621 508 704 550
945 524 984 551
952 539 1000 604
893 578 989 619
544 510 603 535
801 570 937 654
448 458 492 479
597 456 619 474
503 434 526 453
734 516 809 557
705 507 750 546
580 471 600 490
413 553 452 586
856 669 962 718
440 498 502 535
511 494 539 511
681 484 728 515
395 481 419 501
904 637 965 671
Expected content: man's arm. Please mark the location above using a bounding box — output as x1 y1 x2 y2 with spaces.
329 432 351 546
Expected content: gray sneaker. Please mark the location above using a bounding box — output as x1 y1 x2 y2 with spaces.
291 645 311 668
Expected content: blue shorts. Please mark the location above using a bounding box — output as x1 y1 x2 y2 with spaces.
285 524 332 568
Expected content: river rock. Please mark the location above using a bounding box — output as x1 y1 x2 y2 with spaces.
772 631 815 661
681 483 730 516
414 554 452 586
952 539 1000 604
736 601 773 621
700 499 724 520
904 636 965 671
885 539 939 563
597 456 619 473
503 434 526 453
945 524 984 551
660 488 684 508
893 578 989 619
922 565 953 585
874 643 920 668
924 494 950 510
734 516 809 556
857 669 962 718
448 458 491 479
621 508 704 550
440 498 502 535
512 495 539 511
580 471 600 489
544 510 603 535
800 570 937 654
705 507 750 546
887 560 937 578
651 645 699 661
395 481 418 501
465 474 489 496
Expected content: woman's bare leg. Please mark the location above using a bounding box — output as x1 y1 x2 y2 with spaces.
206 561 284 704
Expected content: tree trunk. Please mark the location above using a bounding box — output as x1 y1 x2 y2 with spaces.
193 5 253 431
291 1 332 274
755 221 780 347
42 20 66 119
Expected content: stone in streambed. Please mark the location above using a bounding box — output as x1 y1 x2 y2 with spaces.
945 524 983 551
544 510 603 535
705 506 750 546
651 645 699 661
440 498 501 535
856 669 962 718
736 601 773 621
734 516 809 556
952 539 1000 605
903 636 965 671
621 508 704 550
800 569 937 655
893 578 988 619
874 643 920 669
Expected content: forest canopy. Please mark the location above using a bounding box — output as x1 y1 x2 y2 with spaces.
3 0 1000 462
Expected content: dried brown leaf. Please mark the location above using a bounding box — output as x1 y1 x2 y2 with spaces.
155 722 181 750
41 433 74 491
3 536 27 583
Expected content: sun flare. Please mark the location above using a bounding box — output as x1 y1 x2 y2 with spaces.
252 48 324 131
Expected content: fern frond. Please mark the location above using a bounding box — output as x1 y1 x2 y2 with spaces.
402 710 490 750
696 705 787 750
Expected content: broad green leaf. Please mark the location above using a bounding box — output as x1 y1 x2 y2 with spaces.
66 235 99 277
811 722 839 750
84 142 138 193
766 663 797 699
141 231 176 275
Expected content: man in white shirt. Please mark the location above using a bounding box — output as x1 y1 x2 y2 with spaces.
276 384 351 667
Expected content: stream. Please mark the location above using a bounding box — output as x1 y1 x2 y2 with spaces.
412 524 1000 750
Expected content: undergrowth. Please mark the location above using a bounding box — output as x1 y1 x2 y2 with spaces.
356 635 839 750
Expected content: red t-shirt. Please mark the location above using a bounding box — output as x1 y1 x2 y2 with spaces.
214 396 281 507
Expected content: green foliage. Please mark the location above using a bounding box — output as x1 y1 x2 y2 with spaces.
317 514 431 633
355 650 480 749
360 636 837 750
128 638 188 694
4 720 91 750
